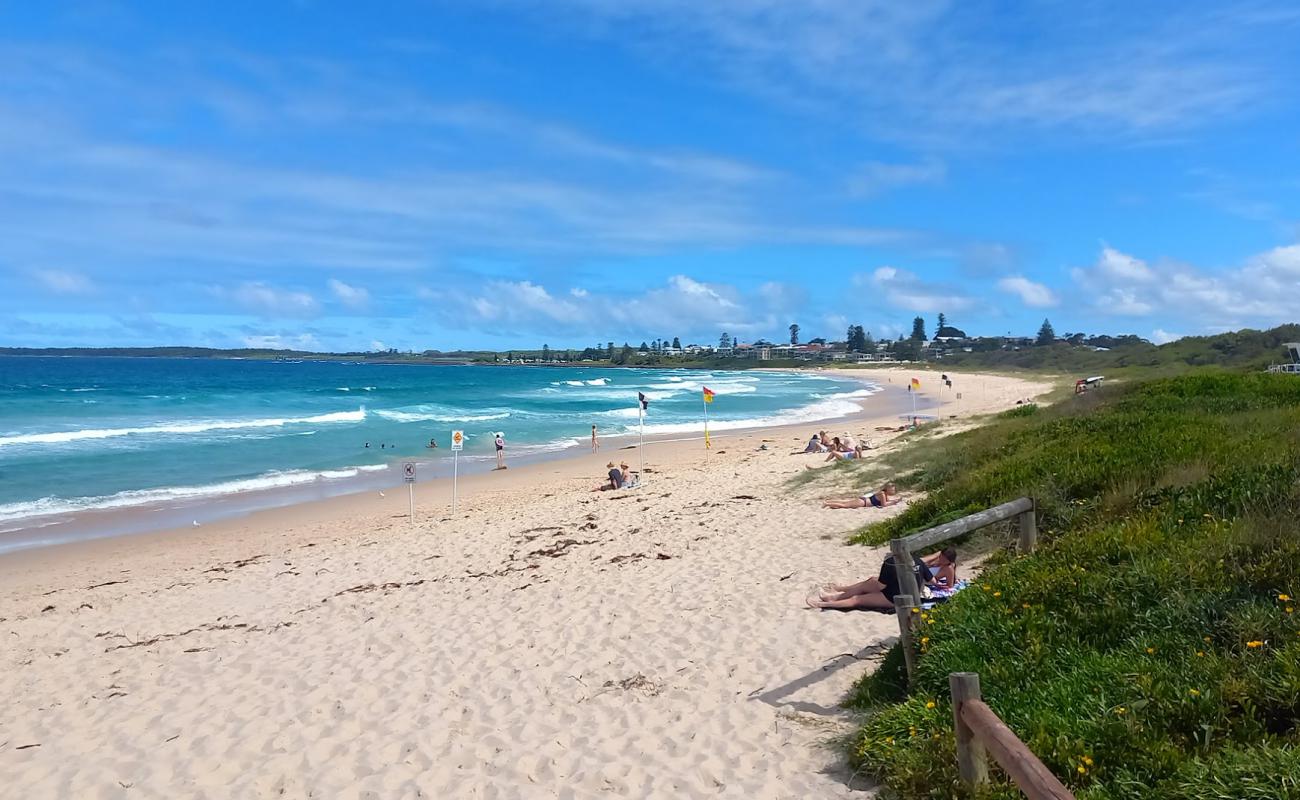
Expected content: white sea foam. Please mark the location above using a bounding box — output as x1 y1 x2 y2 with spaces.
628 395 869 437
374 406 510 423
0 408 367 448
0 464 391 522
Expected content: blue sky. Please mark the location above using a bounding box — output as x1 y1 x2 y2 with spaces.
2 1 1298 351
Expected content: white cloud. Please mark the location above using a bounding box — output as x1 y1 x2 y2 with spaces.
857 266 974 312
848 157 946 196
217 282 320 318
1072 244 1300 328
569 287 589 298
997 275 1058 308
1151 329 1182 344
527 1 1287 139
438 274 796 340
328 278 370 309
242 332 321 350
31 268 95 295
370 340 387 351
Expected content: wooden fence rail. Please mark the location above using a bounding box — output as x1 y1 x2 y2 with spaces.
949 672 1074 799
890 497 1036 684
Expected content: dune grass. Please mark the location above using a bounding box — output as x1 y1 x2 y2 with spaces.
842 372 1300 799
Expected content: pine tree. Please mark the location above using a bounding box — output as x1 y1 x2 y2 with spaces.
911 316 926 341
1037 319 1056 345
672 337 681 350
541 344 550 361
606 342 614 359
863 331 876 353
640 341 649 351
937 312 947 333
720 332 732 350
789 323 800 345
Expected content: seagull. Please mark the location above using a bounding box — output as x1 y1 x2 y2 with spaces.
378 491 386 498
192 520 201 527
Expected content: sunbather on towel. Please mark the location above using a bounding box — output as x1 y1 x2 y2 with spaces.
592 462 623 491
822 482 898 509
806 548 956 610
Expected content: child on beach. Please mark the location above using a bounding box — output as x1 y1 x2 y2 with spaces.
822 482 898 509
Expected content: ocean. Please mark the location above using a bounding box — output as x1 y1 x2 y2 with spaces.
0 357 879 551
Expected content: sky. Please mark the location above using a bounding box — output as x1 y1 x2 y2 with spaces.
1 1 1299 352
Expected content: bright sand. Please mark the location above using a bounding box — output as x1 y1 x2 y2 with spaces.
0 368 1052 799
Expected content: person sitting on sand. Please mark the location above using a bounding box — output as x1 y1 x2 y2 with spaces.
923 547 958 588
619 461 641 489
592 462 623 491
807 547 956 610
803 433 825 453
822 482 899 509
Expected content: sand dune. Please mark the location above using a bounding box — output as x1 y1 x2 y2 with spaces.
0 368 1051 798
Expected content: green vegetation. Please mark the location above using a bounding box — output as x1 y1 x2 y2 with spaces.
935 324 1300 377
842 372 1300 798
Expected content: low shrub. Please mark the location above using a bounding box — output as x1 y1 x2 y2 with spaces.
844 372 1300 798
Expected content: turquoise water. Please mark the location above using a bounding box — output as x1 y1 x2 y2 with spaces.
0 357 877 547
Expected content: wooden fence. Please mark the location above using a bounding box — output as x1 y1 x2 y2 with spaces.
949 672 1074 799
889 497 1037 684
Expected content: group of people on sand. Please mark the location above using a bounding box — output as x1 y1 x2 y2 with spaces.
803 430 872 461
808 547 959 611
592 460 639 491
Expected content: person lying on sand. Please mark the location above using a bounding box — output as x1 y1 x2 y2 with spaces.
822 443 871 462
592 462 623 491
822 482 898 508
806 547 956 610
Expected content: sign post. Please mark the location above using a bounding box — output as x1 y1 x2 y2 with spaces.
450 430 464 514
402 462 416 522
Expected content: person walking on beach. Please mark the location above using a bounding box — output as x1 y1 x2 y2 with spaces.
494 431 506 470
591 424 599 452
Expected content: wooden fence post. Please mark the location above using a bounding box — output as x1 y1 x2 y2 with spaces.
895 594 919 686
1017 499 1038 554
950 672 989 786
890 537 921 600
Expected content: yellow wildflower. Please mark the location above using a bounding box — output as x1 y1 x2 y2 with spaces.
1247 640 1265 648
1203 636 1212 643
920 637 930 645
1196 651 1205 657
1280 594 1292 602
981 584 991 591
993 591 1002 598
1022 603 1031 609
1288 607 1295 614
1115 707 1127 715
1083 756 1094 766
1146 647 1155 654
911 607 920 614
1077 765 1087 774
1188 689 1200 697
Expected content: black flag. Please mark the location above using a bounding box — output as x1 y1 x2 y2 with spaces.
638 392 649 411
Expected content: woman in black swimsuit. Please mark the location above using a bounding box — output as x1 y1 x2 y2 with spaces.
822 482 897 509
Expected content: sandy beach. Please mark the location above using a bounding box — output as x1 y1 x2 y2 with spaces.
0 368 1052 799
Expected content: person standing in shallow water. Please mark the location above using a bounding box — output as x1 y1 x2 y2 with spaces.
494 432 506 470
591 424 599 452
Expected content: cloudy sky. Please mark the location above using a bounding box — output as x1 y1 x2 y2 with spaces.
2 1 1298 351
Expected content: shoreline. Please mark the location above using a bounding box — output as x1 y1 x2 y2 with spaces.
0 368 901 556
0 367 1053 797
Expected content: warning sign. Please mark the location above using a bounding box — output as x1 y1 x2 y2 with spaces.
403 462 416 483
451 430 464 451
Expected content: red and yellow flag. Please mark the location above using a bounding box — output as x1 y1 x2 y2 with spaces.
910 377 921 391
702 386 716 404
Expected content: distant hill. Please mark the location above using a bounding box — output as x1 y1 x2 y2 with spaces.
0 346 490 363
935 323 1300 375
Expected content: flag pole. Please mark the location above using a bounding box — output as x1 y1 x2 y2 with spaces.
703 391 710 456
638 403 645 475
